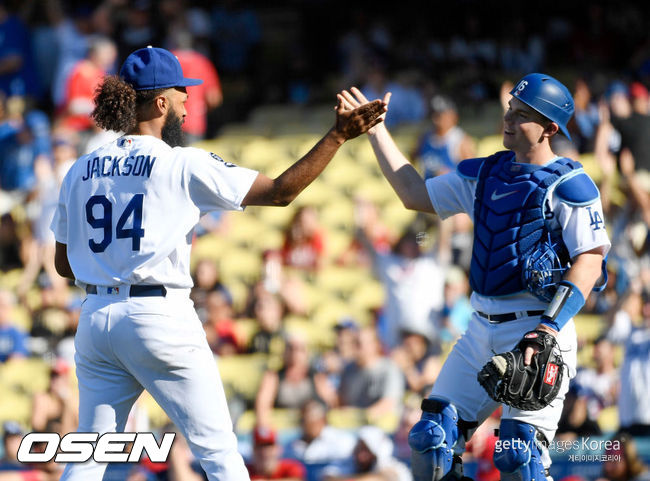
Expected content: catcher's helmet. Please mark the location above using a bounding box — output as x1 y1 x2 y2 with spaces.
510 73 574 139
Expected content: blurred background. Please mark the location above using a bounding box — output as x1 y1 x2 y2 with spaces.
0 0 649 480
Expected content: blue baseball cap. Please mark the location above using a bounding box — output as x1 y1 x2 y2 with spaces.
119 46 203 91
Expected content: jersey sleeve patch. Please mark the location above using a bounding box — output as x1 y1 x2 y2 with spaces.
555 172 600 206
456 157 485 180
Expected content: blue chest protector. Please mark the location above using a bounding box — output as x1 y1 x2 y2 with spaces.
466 151 582 297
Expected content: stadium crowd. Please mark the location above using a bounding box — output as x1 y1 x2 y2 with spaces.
0 1 649 480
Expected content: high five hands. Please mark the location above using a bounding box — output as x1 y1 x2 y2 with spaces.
336 87 391 137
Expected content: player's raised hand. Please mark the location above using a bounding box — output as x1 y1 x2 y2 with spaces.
338 87 391 135
334 93 386 140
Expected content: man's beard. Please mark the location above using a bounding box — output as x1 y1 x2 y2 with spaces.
161 107 185 147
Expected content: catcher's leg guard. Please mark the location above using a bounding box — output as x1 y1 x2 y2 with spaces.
408 398 474 481
493 419 548 481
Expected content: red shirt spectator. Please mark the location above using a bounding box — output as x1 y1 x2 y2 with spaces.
172 49 222 139
281 206 325 271
60 37 116 132
247 426 306 481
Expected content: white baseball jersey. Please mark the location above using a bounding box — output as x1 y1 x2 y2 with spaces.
425 158 611 314
50 135 258 288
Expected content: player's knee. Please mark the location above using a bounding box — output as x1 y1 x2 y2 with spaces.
408 398 460 453
408 398 465 481
493 420 547 481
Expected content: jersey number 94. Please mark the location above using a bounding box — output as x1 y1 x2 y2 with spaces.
86 194 145 253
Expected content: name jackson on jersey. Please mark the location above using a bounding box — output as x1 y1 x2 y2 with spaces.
82 155 156 181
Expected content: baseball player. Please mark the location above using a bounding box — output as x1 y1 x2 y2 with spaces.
339 75 610 481
50 46 385 481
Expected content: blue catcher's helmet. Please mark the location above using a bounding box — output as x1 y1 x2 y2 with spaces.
523 233 570 302
510 73 574 139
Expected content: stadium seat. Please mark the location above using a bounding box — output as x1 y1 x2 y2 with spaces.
285 317 335 350
0 389 32 426
349 279 385 312
314 265 368 300
138 391 170 430
597 406 619 434
218 247 263 285
0 357 50 395
217 353 269 403
573 314 604 344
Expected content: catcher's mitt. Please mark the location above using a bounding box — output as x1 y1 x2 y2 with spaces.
477 330 564 411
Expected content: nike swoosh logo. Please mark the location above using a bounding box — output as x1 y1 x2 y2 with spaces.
491 189 518 201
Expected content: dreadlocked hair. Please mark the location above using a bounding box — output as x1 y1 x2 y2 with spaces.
91 75 167 133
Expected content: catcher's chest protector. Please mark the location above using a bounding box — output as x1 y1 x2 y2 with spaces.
468 151 580 297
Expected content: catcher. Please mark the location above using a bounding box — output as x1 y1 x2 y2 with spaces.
339 74 610 481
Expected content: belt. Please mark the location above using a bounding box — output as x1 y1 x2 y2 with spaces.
85 284 167 297
477 310 544 323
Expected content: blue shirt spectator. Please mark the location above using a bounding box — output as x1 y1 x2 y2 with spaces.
0 289 28 362
0 6 39 98
0 110 51 192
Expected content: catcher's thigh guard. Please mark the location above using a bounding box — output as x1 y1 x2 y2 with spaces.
493 419 548 481
408 398 468 481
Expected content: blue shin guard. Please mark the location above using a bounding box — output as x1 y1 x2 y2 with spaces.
408 398 464 481
493 419 548 481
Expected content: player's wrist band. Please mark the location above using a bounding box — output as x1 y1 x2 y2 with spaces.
540 280 585 331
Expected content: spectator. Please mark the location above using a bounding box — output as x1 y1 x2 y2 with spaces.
166 426 204 481
255 332 319 428
557 335 619 437
281 206 325 273
324 425 412 481
313 317 360 407
58 36 117 135
339 197 393 268
361 62 425 128
0 289 28 363
259 251 310 317
438 266 472 344
17 135 74 300
356 224 447 351
0 4 38 99
247 290 288 362
246 425 306 481
0 110 52 214
171 30 223 143
30 359 78 436
210 1 261 75
390 328 441 396
284 400 356 470
191 258 226 320
27 274 73 356
49 3 94 109
570 78 600 153
337 327 405 422
0 422 27 472
599 433 650 481
618 292 650 436
202 287 240 356
608 81 650 173
413 94 476 178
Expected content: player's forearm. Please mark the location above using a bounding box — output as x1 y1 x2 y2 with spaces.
564 249 606 299
270 128 345 205
368 125 435 213
54 242 75 280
